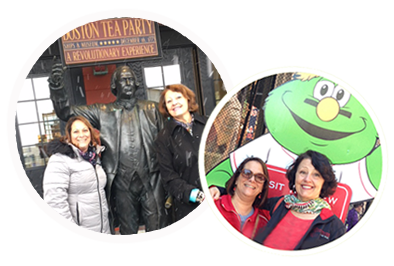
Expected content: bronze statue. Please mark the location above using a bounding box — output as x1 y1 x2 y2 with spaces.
48 63 169 234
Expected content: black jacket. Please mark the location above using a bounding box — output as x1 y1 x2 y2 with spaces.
254 196 346 250
155 113 207 221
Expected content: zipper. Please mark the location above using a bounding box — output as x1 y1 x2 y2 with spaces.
233 210 244 234
225 203 243 232
240 215 254 235
94 165 104 233
229 205 257 238
76 202 80 225
251 215 259 239
241 218 251 232
222 201 256 236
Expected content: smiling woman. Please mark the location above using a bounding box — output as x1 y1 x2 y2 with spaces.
287 150 337 200
205 71 382 251
43 116 110 234
253 150 345 250
155 84 207 222
70 120 92 153
158 84 199 120
164 90 191 123
213 157 270 239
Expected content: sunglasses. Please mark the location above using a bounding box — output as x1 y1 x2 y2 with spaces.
240 169 266 184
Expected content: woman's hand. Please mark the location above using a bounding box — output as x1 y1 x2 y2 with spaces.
209 186 221 200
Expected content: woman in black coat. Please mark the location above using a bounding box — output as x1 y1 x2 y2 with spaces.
155 84 207 222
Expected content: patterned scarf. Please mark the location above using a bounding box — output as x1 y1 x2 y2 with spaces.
173 113 194 136
79 145 99 166
284 194 331 214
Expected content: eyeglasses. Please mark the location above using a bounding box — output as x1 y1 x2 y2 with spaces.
240 169 266 184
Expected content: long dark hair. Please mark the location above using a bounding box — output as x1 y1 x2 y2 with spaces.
225 157 270 208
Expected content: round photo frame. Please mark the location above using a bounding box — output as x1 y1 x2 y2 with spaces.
199 67 387 255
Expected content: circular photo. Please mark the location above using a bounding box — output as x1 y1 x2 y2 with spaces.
203 71 382 251
15 17 226 235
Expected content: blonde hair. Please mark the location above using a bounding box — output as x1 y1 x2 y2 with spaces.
292 72 319 81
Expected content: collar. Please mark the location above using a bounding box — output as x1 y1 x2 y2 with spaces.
68 142 104 160
114 98 137 110
220 195 259 220
166 112 206 135
220 194 236 212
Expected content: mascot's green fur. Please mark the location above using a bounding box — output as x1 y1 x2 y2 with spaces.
206 73 381 198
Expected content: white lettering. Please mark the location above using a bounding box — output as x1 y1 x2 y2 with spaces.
327 197 338 205
269 181 286 191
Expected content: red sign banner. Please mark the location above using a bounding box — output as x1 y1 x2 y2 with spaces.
60 18 161 66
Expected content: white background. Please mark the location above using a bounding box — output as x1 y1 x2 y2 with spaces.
6 8 389 257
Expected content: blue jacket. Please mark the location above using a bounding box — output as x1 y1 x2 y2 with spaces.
254 196 346 250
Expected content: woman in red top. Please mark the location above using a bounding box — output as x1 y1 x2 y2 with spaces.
254 150 346 250
214 157 270 239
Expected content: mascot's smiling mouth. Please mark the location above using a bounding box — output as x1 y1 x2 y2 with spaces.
289 109 365 140
282 92 366 141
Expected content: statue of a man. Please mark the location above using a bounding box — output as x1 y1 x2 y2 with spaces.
48 64 169 234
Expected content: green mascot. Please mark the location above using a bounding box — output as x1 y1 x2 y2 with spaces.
206 73 381 221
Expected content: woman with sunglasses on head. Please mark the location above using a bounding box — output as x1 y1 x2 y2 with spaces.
214 157 270 239
210 150 346 249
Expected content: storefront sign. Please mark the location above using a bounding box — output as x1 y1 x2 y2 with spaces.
60 18 161 66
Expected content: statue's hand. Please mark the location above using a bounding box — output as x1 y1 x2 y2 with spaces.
48 63 66 89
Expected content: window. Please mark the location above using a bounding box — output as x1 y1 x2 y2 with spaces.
16 77 61 168
144 64 181 89
143 64 181 102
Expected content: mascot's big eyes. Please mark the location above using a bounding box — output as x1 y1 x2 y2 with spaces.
314 81 335 99
321 84 329 95
336 89 345 100
333 86 351 107
314 80 351 107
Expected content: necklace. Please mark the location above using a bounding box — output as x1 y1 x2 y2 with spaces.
231 198 253 216
284 194 330 214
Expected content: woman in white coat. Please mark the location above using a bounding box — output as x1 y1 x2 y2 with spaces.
43 116 110 234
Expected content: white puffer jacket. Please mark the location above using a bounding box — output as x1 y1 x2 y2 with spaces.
43 141 110 234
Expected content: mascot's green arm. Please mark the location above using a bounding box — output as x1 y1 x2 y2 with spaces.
206 158 233 188
366 145 382 190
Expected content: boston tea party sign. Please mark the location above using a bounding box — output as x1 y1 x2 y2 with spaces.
59 18 162 66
